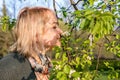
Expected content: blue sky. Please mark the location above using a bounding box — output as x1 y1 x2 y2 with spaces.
0 0 71 18
0 0 54 18
0 0 83 19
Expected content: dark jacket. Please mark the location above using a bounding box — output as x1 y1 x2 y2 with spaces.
0 53 36 80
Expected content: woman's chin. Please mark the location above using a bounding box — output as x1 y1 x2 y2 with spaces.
55 40 61 47
45 40 61 50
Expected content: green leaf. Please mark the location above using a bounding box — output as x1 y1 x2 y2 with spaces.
55 53 60 59
59 75 67 80
63 11 67 18
84 9 94 16
62 53 68 62
84 19 90 29
116 35 119 39
74 10 81 15
116 51 120 58
2 24 7 32
91 20 100 35
80 19 86 29
71 72 80 78
89 0 94 6
101 12 113 17
89 19 94 29
71 60 77 65
66 47 72 51
104 62 109 67
76 57 80 64
57 72 63 78
101 4 107 10
63 65 71 74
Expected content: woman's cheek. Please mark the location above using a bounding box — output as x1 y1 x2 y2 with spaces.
44 37 57 46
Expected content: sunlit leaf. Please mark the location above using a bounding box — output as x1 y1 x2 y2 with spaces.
63 65 70 74
55 53 60 59
71 72 80 78
76 57 80 64
57 72 63 78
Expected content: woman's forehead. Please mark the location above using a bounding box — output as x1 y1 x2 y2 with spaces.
48 19 58 25
47 15 58 23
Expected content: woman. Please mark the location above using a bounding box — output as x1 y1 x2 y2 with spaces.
0 7 63 80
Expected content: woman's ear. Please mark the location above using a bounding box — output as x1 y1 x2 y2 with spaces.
35 33 43 44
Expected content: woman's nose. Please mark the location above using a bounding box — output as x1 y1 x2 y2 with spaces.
58 28 63 34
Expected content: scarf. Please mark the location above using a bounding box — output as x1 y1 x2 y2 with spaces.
29 54 53 80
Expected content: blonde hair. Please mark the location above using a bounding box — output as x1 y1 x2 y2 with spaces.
10 7 55 57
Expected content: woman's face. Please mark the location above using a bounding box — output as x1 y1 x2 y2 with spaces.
42 13 63 49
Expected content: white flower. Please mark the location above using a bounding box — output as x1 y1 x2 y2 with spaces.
62 31 70 36
69 69 76 78
87 56 91 60
55 65 60 70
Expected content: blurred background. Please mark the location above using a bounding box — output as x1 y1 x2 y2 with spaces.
0 0 120 80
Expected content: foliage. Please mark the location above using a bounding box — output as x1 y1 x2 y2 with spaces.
74 9 116 40
50 34 94 80
105 34 120 58
0 16 16 57
0 0 120 79
0 16 16 32
50 0 120 80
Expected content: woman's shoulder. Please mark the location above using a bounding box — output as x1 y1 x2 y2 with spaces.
0 52 27 65
0 52 36 80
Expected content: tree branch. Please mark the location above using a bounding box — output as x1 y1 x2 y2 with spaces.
69 0 82 10
75 0 81 5
53 0 58 18
70 0 78 10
